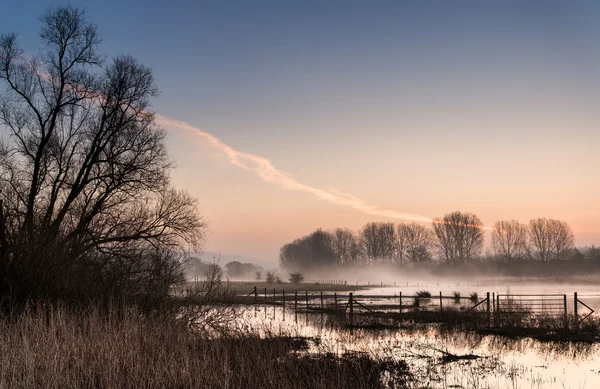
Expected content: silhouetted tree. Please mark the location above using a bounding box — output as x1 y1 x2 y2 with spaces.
289 272 304 284
564 248 584 261
586 246 600 261
224 261 262 279
279 228 336 270
331 228 361 265
529 218 574 261
548 219 575 260
0 6 204 309
265 271 276 283
432 211 484 265
398 223 434 263
491 220 529 261
359 222 396 263
528 218 553 262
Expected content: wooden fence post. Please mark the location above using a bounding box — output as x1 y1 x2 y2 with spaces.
496 294 500 327
399 292 402 314
294 291 298 322
349 292 354 329
282 290 286 321
486 292 491 327
563 294 568 329
439 291 443 312
574 292 579 330
320 291 323 309
264 287 267 301
254 286 257 301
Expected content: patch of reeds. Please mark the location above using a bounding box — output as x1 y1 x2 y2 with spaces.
452 291 461 304
469 292 479 303
413 290 431 308
0 305 411 389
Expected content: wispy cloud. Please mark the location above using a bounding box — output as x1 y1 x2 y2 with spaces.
157 115 433 224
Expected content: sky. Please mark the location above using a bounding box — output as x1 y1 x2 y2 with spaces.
1 1 599 262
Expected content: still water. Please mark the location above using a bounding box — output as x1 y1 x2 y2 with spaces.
242 285 600 389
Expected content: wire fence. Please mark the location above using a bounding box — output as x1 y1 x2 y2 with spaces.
244 287 599 330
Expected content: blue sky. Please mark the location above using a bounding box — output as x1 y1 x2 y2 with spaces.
2 1 599 260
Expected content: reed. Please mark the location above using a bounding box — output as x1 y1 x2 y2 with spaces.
0 305 410 389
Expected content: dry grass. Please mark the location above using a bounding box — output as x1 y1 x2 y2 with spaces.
0 306 410 389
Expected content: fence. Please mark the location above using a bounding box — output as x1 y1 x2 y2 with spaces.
245 287 599 330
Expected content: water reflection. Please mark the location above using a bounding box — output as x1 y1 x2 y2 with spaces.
240 305 600 389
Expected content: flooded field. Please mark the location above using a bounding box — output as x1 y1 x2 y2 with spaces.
241 282 600 389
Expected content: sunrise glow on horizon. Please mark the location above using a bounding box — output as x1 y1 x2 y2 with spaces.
3 1 600 262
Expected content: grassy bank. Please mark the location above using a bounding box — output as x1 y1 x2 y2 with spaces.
0 306 409 389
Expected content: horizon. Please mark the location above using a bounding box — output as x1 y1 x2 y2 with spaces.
2 1 599 261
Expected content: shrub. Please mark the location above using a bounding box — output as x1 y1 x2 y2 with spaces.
265 271 276 284
289 272 305 284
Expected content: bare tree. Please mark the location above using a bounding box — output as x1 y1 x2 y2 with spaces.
528 218 574 261
398 223 434 263
265 271 276 283
396 223 409 263
491 220 529 261
359 222 396 263
548 219 575 260
528 218 553 261
432 211 484 265
331 228 361 265
0 6 204 308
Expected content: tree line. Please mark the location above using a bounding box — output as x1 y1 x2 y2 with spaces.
280 211 583 270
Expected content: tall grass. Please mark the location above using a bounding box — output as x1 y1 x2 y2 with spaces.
0 306 409 388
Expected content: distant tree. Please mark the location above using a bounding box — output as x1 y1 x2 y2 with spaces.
548 219 575 260
255 271 262 281
528 218 553 262
529 218 575 261
279 229 336 270
565 248 584 261
586 246 600 261
432 212 484 265
186 258 223 282
224 261 261 279
491 220 529 261
359 222 396 263
0 6 205 309
396 224 409 263
397 223 434 263
331 228 361 265
265 271 276 284
289 272 304 284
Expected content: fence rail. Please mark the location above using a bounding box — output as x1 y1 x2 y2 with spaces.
244 286 599 330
